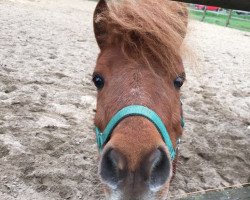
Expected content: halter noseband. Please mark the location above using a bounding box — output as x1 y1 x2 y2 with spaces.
95 105 184 160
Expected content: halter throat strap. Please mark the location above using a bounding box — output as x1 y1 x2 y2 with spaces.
95 105 184 160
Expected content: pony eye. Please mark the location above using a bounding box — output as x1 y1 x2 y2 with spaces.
174 76 184 89
92 74 105 90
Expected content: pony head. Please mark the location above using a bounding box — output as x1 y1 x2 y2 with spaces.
92 0 188 199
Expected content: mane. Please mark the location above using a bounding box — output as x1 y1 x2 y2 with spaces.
99 0 188 73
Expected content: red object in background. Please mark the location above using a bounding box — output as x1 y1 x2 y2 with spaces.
195 4 220 11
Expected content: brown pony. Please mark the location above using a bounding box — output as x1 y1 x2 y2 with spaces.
92 0 188 199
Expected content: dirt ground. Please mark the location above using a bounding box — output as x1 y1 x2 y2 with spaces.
0 0 249 200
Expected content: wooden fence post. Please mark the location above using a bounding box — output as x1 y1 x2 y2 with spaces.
201 6 207 21
226 9 232 27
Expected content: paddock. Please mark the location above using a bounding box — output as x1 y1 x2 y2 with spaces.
0 0 249 199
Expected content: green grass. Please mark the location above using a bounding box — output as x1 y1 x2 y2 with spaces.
189 9 250 32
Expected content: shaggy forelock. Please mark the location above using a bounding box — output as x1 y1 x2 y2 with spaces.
99 0 188 73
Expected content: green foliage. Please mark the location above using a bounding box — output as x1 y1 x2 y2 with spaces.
189 9 250 32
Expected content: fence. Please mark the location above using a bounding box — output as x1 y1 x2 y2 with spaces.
188 5 250 31
172 0 250 11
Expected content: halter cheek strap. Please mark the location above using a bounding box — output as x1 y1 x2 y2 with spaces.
95 105 184 160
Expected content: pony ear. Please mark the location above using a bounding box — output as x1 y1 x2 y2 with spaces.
93 0 109 49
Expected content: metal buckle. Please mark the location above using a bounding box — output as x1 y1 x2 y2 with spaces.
176 138 181 151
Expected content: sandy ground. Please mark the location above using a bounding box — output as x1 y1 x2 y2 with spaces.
0 0 249 199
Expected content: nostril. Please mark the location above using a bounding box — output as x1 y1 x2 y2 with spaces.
99 148 127 189
142 147 171 191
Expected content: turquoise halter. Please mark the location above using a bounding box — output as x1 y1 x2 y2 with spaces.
95 105 185 160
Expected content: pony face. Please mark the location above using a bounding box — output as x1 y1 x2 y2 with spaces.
92 0 188 199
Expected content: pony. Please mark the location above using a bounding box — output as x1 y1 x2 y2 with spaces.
92 0 188 199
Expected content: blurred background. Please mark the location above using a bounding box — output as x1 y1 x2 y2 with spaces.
188 3 250 32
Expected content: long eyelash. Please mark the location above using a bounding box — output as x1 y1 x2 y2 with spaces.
180 72 186 81
92 72 98 79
